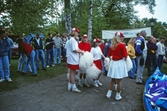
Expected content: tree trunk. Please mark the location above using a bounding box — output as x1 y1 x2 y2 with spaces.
65 0 71 35
88 0 93 42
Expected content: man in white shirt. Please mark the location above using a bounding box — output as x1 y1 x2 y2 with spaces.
156 37 166 70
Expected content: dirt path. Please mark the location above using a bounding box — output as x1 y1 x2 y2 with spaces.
0 73 146 111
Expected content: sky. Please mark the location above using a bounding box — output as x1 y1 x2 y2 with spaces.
134 0 167 23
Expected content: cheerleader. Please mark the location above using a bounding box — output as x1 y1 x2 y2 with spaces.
78 34 91 87
90 38 105 87
66 28 84 92
106 32 128 100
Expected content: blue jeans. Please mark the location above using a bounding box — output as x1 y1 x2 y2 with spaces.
0 56 10 79
147 54 157 76
128 58 136 78
46 49 54 66
54 47 61 64
17 54 32 72
157 55 164 70
8 49 12 64
35 49 46 69
23 50 37 75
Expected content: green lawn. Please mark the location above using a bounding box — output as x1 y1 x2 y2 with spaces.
0 59 67 93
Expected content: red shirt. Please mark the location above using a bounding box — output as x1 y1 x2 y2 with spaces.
78 41 91 52
19 42 34 57
99 43 105 54
108 43 127 61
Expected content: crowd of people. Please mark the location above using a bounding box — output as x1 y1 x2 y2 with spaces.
0 28 167 101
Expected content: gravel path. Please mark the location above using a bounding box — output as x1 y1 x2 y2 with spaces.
0 73 146 111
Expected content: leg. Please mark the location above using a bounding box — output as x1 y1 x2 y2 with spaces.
30 50 37 75
106 78 115 98
68 69 81 92
115 79 122 100
0 58 5 82
3 56 12 81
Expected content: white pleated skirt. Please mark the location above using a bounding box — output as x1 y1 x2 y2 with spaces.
107 59 128 79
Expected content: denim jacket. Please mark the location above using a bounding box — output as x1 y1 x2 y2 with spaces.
0 38 10 57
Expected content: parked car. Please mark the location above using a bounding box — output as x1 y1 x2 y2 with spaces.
12 42 19 57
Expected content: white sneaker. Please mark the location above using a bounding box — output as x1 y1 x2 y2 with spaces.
115 92 122 100
46 65 49 68
106 90 112 99
68 83 72 91
72 87 81 93
96 80 102 86
52 64 55 67
7 78 12 82
0 79 5 82
78 80 83 87
93 81 99 87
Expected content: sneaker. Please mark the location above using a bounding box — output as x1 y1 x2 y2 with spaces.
78 80 83 87
72 87 81 93
52 64 55 67
0 79 5 82
68 83 72 91
46 65 49 68
96 80 102 86
7 78 12 82
93 81 99 87
115 92 122 100
83 80 90 87
106 90 112 99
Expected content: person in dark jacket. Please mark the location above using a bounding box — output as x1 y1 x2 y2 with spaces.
146 36 157 76
0 29 12 82
17 38 37 76
45 33 55 67
32 34 46 70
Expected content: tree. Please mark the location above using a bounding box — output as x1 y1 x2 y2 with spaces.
0 0 58 36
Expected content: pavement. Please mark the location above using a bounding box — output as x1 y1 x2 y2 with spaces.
0 72 147 111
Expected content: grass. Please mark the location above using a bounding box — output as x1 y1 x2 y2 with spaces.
0 58 67 93
1 58 167 93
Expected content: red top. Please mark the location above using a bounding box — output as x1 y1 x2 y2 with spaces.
99 43 105 54
108 43 127 61
19 42 34 57
78 41 91 52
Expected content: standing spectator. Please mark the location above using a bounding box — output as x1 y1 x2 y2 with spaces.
53 32 62 65
127 38 136 79
90 38 105 87
135 30 147 84
78 34 91 87
66 28 83 93
6 34 14 66
0 29 12 82
45 33 55 67
146 36 157 76
32 34 46 70
156 37 166 70
17 38 37 76
106 32 128 100
62 33 68 61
